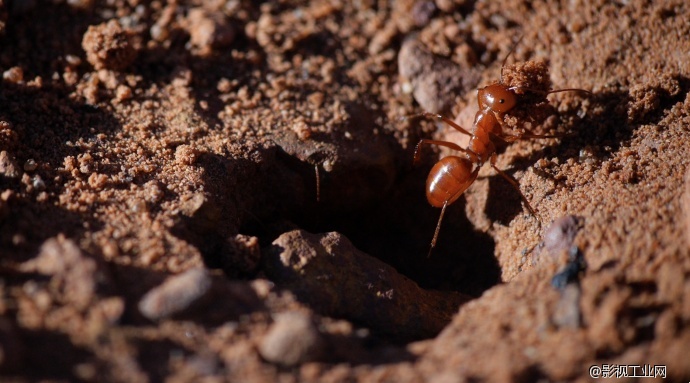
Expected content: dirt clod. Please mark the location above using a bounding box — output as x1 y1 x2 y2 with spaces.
82 20 137 71
20 235 101 310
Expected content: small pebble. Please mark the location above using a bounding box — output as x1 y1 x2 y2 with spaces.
32 175 45 191
138 268 212 321
3 66 24 83
543 215 583 256
412 1 436 27
186 8 235 56
551 246 587 290
23 159 37 172
259 311 326 367
65 54 83 66
0 151 20 178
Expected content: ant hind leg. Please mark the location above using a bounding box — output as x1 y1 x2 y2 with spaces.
428 201 449 258
489 153 540 224
414 139 479 164
493 128 565 142
514 131 565 140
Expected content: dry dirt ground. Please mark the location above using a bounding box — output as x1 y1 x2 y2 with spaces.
1 0 690 382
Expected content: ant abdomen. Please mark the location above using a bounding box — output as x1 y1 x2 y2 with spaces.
426 156 478 208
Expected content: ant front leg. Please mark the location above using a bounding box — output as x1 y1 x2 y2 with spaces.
518 131 565 140
314 164 321 203
490 119 564 142
496 130 565 142
489 153 539 221
414 139 479 164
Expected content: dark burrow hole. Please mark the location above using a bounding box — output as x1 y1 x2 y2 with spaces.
241 150 501 297
230 151 503 343
175 142 505 343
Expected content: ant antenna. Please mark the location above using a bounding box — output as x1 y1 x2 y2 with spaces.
508 86 592 97
546 88 592 96
500 34 525 83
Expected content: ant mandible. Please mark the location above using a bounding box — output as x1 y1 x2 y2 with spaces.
410 36 591 256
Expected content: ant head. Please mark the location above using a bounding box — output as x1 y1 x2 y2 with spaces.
477 84 517 113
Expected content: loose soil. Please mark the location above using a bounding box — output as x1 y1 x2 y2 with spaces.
1 0 689 382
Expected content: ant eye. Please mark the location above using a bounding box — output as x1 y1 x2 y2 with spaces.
499 99 505 104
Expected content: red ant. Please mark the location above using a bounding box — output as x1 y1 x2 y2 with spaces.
409 37 591 256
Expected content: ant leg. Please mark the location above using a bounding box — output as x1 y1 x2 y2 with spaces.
518 132 565 139
403 112 473 136
489 153 538 219
428 200 448 258
314 164 321 203
497 131 564 141
492 132 520 143
414 139 479 164
546 88 592 96
491 123 564 142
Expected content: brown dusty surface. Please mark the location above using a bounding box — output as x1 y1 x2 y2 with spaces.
1 0 689 382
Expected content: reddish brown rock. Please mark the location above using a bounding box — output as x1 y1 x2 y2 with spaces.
265 230 471 340
398 37 480 115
